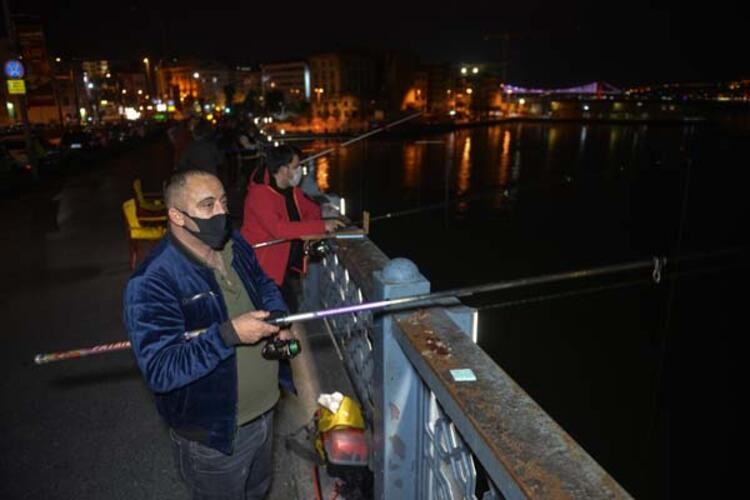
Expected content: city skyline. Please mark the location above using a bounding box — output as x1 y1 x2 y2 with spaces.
4 0 749 87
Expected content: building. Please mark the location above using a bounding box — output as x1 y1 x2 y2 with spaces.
156 60 232 111
425 63 453 116
400 70 428 112
380 52 419 113
231 66 262 109
308 52 376 123
452 62 504 118
260 61 310 105
0 20 62 124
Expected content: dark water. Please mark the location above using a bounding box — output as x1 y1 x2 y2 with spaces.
307 120 749 498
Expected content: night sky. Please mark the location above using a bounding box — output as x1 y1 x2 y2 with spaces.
6 0 750 87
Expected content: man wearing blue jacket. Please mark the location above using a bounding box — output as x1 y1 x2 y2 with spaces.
124 169 294 499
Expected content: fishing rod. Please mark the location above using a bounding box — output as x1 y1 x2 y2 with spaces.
33 256 665 364
355 175 579 227
362 190 507 224
251 228 365 250
33 247 748 365
266 257 666 325
477 257 749 312
299 111 424 164
34 329 205 365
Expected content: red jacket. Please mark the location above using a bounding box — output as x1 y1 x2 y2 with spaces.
241 170 325 286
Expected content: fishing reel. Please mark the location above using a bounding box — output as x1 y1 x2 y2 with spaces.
261 311 301 361
305 239 330 261
261 336 301 361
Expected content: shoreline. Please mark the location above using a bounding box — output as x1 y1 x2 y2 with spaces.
279 114 712 141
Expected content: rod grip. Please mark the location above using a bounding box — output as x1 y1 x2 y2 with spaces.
267 310 291 328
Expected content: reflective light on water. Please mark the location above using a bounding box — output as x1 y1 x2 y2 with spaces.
608 127 620 166
457 135 472 212
316 156 330 191
403 142 424 189
500 129 511 187
488 126 502 184
545 127 559 173
579 125 588 152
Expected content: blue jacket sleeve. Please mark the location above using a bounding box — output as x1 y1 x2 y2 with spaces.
124 272 235 394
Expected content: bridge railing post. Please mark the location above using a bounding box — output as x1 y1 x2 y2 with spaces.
371 257 430 500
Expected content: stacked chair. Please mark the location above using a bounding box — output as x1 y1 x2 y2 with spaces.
123 178 167 269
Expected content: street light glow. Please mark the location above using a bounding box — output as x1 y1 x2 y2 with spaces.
193 72 200 79
143 57 149 64
472 67 479 74
461 67 467 75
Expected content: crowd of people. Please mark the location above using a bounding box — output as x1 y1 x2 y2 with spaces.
124 113 344 499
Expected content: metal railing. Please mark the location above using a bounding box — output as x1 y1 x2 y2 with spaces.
313 235 632 499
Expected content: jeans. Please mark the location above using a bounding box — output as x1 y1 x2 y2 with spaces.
169 410 274 500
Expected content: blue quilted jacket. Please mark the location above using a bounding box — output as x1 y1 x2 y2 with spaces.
124 231 291 454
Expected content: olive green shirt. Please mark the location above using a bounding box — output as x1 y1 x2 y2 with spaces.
215 240 279 425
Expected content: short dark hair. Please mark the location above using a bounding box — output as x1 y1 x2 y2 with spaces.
264 144 302 175
164 169 215 208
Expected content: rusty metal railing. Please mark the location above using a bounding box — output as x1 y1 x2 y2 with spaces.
313 235 632 499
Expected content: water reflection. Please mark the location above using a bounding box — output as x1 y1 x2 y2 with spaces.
403 142 424 189
574 125 588 176
511 126 521 184
544 127 559 173
608 127 620 170
458 135 472 195
457 135 472 213
500 130 511 187
490 129 514 209
315 156 330 191
488 126 502 185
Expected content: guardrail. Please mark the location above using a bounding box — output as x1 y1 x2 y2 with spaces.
313 235 632 499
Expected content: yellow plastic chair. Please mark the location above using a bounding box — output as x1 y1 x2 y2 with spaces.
123 198 167 269
133 178 165 212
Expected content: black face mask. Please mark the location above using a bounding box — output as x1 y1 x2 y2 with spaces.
180 211 229 249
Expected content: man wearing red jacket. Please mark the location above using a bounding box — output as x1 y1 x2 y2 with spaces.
241 145 343 308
